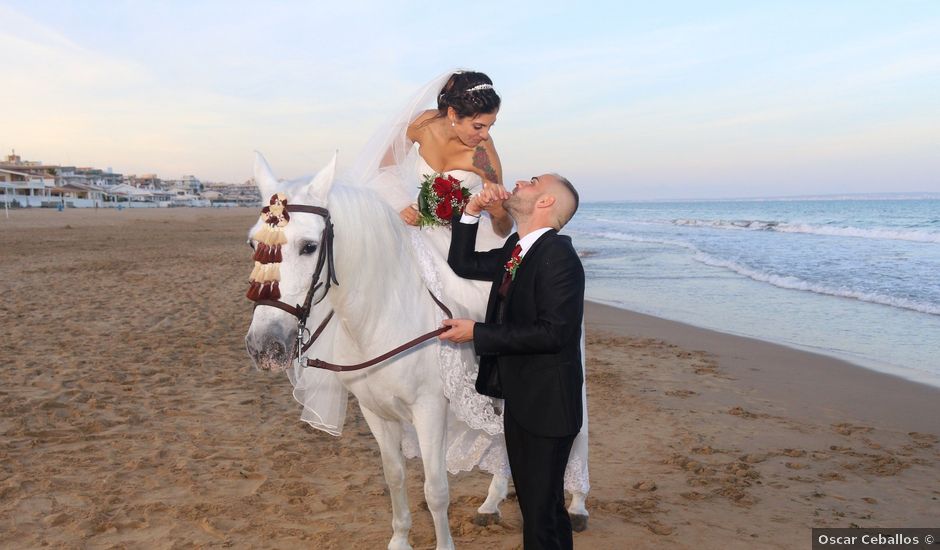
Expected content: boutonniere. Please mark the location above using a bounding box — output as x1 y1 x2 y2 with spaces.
504 248 522 280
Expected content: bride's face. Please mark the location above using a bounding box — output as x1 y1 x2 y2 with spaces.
451 110 498 148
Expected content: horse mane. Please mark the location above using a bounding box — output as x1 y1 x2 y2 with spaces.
325 184 426 341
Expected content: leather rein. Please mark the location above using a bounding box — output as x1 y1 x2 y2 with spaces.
251 203 452 372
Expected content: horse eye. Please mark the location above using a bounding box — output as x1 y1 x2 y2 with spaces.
247 239 255 250
300 241 318 255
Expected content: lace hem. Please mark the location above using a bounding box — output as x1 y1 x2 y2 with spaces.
409 230 503 435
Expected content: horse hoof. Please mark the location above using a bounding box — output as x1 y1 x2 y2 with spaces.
473 512 500 526
570 514 588 532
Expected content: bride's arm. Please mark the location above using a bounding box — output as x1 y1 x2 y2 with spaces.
473 140 512 237
388 112 437 226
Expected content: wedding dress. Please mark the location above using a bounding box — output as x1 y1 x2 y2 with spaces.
286 70 590 494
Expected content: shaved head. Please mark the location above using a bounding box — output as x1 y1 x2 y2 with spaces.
547 173 579 229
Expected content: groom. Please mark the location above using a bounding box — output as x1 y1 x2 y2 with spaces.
440 174 583 550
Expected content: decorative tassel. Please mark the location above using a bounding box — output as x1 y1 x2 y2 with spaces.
249 261 263 282
253 242 267 262
246 193 290 302
252 223 268 244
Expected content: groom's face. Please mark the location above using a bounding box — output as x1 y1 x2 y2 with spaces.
505 174 555 216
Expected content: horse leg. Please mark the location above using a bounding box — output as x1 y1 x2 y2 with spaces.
565 411 590 532
567 340 590 532
568 490 589 532
566 431 590 532
411 400 454 550
473 473 508 526
360 407 413 550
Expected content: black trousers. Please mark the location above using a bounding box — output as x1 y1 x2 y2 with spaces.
504 409 577 550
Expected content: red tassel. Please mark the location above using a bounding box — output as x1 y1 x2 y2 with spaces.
246 281 261 301
259 282 271 300
263 244 275 263
253 242 267 262
270 281 280 301
273 244 282 263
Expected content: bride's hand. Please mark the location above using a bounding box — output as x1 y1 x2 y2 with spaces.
480 183 510 211
399 205 419 226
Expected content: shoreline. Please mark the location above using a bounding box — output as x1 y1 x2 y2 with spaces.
585 300 940 434
586 297 940 391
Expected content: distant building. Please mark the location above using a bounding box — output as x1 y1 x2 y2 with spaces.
2 148 257 208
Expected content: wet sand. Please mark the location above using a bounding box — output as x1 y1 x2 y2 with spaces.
1 208 937 549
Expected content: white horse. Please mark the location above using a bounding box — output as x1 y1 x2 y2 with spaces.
244 154 587 550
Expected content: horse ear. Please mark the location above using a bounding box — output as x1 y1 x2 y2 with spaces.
306 152 337 204
253 151 279 200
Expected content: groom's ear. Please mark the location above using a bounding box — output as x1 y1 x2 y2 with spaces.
536 194 556 209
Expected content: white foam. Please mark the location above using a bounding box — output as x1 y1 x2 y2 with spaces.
671 219 940 243
591 230 940 316
692 252 940 316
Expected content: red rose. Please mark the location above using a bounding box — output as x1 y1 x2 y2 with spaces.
433 177 451 197
435 199 453 220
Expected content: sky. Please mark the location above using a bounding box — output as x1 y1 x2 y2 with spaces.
2 1 939 200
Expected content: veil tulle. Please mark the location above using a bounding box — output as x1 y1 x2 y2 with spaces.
340 70 455 208
287 71 454 437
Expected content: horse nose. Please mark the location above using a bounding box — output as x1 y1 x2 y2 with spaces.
246 334 293 371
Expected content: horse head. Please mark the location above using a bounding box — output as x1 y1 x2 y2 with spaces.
244 152 336 371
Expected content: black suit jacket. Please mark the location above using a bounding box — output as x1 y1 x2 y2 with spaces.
448 219 585 438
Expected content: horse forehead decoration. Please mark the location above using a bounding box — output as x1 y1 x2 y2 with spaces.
246 192 290 302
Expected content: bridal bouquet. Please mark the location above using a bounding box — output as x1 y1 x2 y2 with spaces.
416 173 471 227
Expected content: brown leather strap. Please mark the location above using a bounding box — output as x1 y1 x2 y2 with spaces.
306 290 453 372
301 310 334 353
253 299 302 318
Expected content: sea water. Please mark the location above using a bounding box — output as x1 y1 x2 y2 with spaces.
566 197 940 387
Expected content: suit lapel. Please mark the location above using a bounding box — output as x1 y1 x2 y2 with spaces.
504 230 556 304
485 233 520 323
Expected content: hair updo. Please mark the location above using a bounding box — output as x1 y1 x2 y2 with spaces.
436 71 501 119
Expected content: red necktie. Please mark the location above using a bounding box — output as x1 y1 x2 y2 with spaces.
498 244 522 298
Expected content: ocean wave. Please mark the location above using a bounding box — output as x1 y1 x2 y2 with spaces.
692 253 940 316
590 231 940 316
672 219 940 243
596 231 699 252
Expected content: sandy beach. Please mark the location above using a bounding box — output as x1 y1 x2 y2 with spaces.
1 207 937 549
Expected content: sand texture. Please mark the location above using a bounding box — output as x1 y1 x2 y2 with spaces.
1 208 937 549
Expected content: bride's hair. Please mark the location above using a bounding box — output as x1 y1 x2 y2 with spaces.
436 71 501 119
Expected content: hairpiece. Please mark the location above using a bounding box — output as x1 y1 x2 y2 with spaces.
465 83 494 93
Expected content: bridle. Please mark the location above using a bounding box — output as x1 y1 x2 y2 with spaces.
249 202 452 372
251 204 337 357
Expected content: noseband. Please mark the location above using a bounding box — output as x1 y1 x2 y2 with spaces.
248 197 452 371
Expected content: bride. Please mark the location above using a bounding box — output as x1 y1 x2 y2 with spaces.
288 70 590 499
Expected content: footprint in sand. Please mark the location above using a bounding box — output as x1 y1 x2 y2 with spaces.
728 406 764 419
665 389 698 398
832 423 873 436
908 432 938 448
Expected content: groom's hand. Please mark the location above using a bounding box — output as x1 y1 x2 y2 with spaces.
467 186 509 216
439 319 475 343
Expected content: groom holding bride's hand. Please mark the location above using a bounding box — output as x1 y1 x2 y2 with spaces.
440 174 584 550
